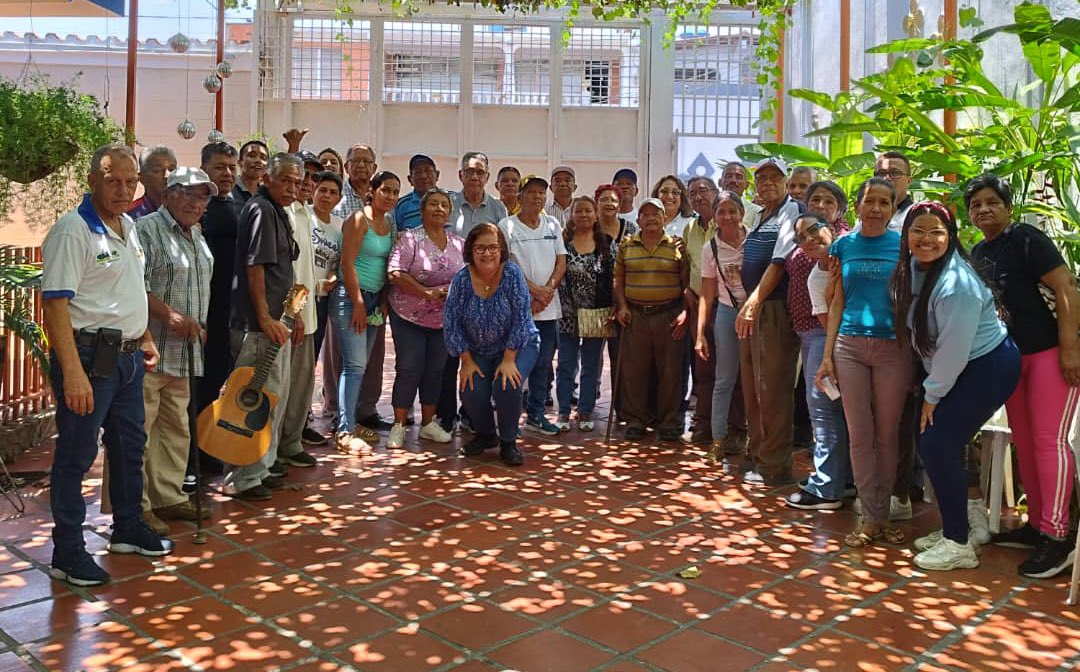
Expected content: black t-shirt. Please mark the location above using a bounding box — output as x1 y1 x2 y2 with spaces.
230 187 296 331
971 223 1064 354
201 195 243 331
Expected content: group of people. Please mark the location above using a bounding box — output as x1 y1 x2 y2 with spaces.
39 133 1077 588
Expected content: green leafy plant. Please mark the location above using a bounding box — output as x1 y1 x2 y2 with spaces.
0 246 47 374
0 74 122 230
736 2 1080 260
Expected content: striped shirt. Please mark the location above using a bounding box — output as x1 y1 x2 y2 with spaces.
137 206 214 378
741 196 803 298
616 232 688 304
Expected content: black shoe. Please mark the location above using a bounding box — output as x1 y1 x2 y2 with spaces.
658 428 682 442
1019 533 1075 579
262 475 287 490
301 426 327 445
235 484 273 501
269 460 289 478
624 426 645 440
405 415 416 426
108 523 174 557
785 489 841 511
500 440 524 466
909 484 925 503
359 414 394 431
280 450 317 468
463 433 499 456
51 550 111 586
181 473 197 495
992 522 1041 549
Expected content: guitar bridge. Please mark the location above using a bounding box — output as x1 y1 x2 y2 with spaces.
216 419 255 438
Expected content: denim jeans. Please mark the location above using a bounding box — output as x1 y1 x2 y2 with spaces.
799 328 851 501
313 295 329 361
525 320 558 421
556 332 604 416
710 302 741 440
461 334 541 442
390 310 448 410
331 284 380 433
50 346 147 559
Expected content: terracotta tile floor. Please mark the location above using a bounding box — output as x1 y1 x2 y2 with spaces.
2 404 1079 671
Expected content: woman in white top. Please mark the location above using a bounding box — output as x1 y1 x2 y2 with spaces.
651 174 696 238
695 190 747 461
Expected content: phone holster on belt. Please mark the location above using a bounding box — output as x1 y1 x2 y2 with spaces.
86 327 122 379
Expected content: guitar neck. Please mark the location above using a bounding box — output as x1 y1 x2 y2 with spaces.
247 314 294 393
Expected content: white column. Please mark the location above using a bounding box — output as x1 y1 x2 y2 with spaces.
644 12 676 188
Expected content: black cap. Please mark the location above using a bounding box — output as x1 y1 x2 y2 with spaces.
409 154 436 171
295 150 322 169
613 168 638 184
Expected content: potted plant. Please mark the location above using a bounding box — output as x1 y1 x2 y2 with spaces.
0 74 122 229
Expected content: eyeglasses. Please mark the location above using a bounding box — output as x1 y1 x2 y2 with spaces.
658 188 682 197
873 169 909 179
796 221 828 243
347 158 375 166
174 187 211 203
461 168 487 178
688 187 718 197
908 228 949 240
473 244 500 255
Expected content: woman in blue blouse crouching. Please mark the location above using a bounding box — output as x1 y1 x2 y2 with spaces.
444 222 540 466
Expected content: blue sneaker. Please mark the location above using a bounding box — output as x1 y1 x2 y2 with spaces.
526 416 560 436
51 550 111 586
107 523 174 557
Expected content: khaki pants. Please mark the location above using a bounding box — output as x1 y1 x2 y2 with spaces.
102 370 190 513
739 299 799 478
619 303 686 432
279 334 315 457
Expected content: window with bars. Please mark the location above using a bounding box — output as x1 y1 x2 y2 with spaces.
384 22 462 103
288 18 370 101
473 24 551 106
564 26 639 108
673 25 760 136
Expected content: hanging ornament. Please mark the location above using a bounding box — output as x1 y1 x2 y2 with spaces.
203 74 223 94
177 119 197 140
168 32 190 54
207 129 226 143
216 61 233 79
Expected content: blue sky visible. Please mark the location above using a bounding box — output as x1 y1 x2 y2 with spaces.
4 0 253 41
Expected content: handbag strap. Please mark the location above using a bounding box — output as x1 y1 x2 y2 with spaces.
711 237 740 308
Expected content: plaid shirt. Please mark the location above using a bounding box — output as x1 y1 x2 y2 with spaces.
136 206 214 378
334 179 367 220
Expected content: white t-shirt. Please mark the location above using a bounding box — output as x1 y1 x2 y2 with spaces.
700 236 747 308
664 214 696 238
41 197 149 340
311 209 343 296
288 202 318 334
498 213 567 321
808 264 830 317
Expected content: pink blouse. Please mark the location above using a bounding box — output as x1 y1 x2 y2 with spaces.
387 227 466 329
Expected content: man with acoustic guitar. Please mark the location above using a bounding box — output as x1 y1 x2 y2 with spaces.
224 153 305 501
41 144 174 586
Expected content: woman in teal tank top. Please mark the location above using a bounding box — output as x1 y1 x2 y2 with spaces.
331 170 400 452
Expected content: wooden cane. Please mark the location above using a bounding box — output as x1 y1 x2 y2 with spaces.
187 341 207 544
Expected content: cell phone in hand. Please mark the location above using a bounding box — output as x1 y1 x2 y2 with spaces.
820 375 841 401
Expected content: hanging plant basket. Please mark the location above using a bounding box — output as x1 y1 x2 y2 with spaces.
0 74 121 225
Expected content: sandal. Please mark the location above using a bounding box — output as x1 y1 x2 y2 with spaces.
844 527 883 548
882 526 906 545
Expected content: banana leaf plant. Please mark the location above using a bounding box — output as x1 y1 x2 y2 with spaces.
0 246 48 374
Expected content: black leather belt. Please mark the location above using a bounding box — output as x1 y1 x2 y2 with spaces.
74 330 141 353
627 299 683 315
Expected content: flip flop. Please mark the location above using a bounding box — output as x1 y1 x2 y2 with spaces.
844 528 883 548
882 526 906 545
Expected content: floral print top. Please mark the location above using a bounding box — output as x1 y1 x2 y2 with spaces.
557 235 614 336
387 227 465 329
444 261 539 358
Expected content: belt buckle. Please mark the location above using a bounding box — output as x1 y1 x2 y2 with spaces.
121 340 139 354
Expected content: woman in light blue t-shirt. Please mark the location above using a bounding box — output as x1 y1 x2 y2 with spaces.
817 177 913 549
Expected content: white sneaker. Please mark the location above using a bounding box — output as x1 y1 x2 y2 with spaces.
387 423 406 449
915 529 983 554
914 536 979 571
852 495 912 521
419 420 453 443
967 499 991 545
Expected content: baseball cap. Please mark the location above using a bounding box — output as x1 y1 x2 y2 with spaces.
409 154 437 171
520 174 549 192
550 165 575 180
295 150 322 169
754 157 788 176
613 168 638 184
167 167 219 196
637 197 664 214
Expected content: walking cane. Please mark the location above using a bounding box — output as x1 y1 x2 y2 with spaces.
605 324 626 446
187 340 207 545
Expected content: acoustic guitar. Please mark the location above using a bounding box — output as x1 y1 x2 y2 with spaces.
197 284 309 466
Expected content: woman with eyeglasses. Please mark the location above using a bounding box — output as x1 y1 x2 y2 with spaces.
968 173 1080 578
816 177 912 548
651 175 696 238
891 201 1020 571
783 206 851 511
385 188 465 449
332 170 400 455
444 223 540 466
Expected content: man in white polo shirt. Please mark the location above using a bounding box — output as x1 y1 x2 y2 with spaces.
41 143 174 587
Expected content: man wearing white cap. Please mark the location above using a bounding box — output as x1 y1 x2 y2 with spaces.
545 165 577 226
134 167 217 530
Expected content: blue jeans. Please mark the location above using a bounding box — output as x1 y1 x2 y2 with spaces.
49 346 146 559
710 302 741 440
799 328 852 501
525 320 558 421
556 332 604 416
461 334 541 442
331 284 380 433
313 295 330 361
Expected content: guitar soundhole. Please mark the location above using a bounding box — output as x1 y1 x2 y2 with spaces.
238 388 260 410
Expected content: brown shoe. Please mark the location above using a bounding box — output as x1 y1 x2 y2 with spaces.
143 510 168 535
154 500 210 521
335 432 373 456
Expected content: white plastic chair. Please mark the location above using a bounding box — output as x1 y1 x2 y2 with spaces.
1066 410 1080 605
979 407 1014 534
